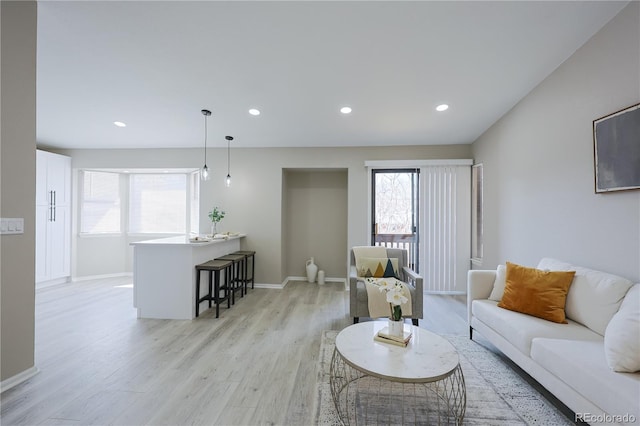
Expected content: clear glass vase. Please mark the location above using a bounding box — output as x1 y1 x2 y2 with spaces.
388 318 404 337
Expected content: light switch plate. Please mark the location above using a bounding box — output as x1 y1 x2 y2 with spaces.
1 218 24 235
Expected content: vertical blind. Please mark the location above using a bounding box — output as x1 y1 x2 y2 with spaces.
422 166 470 293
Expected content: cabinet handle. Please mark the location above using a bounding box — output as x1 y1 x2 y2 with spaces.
52 191 56 222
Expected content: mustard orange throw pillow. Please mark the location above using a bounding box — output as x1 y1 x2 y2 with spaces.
498 262 576 323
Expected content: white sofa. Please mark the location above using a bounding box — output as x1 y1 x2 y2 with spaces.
468 258 639 425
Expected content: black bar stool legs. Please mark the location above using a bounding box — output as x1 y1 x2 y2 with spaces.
195 259 232 318
233 250 256 292
215 253 246 301
195 250 256 319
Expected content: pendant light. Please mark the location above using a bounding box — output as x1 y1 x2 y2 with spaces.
200 109 212 181
225 135 233 187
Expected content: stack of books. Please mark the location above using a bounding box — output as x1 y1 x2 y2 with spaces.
374 327 413 347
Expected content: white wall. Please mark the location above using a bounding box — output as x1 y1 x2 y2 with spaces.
61 144 472 284
472 2 640 282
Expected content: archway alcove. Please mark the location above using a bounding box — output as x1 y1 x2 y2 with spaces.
282 168 348 282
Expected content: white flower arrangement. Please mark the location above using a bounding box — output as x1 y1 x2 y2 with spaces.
366 277 408 321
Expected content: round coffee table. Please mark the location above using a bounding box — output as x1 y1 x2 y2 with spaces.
329 322 466 425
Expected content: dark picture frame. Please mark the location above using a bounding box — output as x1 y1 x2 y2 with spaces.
593 103 640 193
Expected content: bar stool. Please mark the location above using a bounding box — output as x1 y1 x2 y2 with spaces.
195 259 232 318
233 250 255 292
215 253 246 302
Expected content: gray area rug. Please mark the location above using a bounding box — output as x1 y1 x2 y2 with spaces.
316 330 573 425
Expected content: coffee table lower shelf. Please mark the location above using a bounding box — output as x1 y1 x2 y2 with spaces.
329 343 466 425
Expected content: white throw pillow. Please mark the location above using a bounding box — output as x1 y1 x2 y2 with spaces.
537 258 633 335
488 264 506 301
604 284 640 373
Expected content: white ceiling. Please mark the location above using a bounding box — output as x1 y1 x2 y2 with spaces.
36 1 629 150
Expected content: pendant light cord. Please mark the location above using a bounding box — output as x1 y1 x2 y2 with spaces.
200 109 212 181
225 135 233 187
204 115 208 165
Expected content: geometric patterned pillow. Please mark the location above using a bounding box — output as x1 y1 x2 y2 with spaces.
358 257 399 278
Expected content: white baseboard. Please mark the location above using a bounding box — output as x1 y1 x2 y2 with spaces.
72 272 133 282
281 276 346 288
325 277 347 284
35 277 69 289
208 276 348 290
1 366 38 393
255 283 285 289
285 276 308 285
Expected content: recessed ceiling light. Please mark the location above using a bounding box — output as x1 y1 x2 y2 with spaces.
436 104 449 112
340 106 352 114
113 121 126 127
249 108 261 116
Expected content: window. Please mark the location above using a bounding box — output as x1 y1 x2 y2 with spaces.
79 169 199 236
371 169 419 271
129 174 187 234
80 171 121 234
471 164 484 263
189 171 200 234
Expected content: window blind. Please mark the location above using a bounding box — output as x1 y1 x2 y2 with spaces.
80 171 121 234
129 174 186 234
422 165 471 293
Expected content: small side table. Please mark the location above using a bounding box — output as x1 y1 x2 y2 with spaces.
329 322 466 425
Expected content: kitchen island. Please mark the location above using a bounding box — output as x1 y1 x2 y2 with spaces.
131 234 245 319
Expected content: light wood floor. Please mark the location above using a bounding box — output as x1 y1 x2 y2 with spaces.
0 277 476 425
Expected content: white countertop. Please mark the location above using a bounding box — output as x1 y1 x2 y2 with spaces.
130 234 245 247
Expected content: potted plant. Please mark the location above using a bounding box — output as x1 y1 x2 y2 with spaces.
208 206 225 236
366 277 408 336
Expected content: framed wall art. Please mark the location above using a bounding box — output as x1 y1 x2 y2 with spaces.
593 103 640 193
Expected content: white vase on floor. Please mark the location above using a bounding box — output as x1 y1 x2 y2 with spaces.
306 257 318 283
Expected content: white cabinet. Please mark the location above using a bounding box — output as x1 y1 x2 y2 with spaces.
36 150 71 284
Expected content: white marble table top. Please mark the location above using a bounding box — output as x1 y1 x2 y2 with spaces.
335 321 460 383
